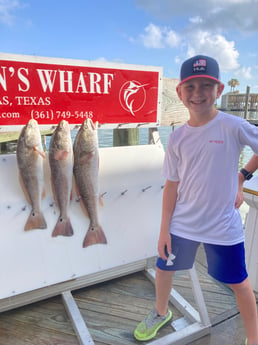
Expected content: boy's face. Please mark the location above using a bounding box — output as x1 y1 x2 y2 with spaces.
176 77 224 116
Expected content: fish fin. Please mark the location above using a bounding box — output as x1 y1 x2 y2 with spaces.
99 195 104 207
52 217 74 237
83 223 107 248
24 210 47 231
54 150 70 161
42 187 46 199
33 147 46 159
79 152 94 165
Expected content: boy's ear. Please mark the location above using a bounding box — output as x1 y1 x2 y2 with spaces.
176 85 182 100
217 83 225 98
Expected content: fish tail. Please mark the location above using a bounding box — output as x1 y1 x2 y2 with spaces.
83 223 107 248
24 210 47 231
52 217 74 237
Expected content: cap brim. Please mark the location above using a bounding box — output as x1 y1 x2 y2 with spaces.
177 75 222 87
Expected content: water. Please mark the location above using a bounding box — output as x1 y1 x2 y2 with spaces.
95 126 255 172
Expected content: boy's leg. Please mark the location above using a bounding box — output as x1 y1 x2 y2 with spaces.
134 235 199 341
155 267 174 315
230 278 258 345
133 268 173 341
204 242 258 345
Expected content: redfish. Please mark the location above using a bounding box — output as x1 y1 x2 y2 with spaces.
49 120 74 237
16 119 47 230
73 119 107 248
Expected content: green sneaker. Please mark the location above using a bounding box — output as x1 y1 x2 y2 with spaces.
134 308 173 341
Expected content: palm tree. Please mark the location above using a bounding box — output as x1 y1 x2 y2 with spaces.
228 79 240 92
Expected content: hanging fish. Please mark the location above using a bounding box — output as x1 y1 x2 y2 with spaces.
16 119 47 231
49 120 74 237
73 118 107 248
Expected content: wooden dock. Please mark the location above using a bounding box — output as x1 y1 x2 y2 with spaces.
0 245 245 345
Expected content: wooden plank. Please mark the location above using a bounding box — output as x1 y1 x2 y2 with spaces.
0 259 240 345
2 297 76 334
146 268 201 323
0 296 78 345
62 291 94 345
243 187 258 196
73 272 182 345
148 322 210 345
0 318 79 345
189 266 210 326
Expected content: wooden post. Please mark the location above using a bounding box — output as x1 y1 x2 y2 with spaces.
113 128 139 146
244 86 250 119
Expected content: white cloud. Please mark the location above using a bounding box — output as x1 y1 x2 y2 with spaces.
185 30 240 72
136 0 258 32
189 16 203 24
235 66 252 79
140 23 179 48
0 0 21 25
165 29 180 47
139 24 240 73
140 23 164 48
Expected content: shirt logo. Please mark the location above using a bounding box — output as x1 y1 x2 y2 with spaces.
209 140 224 144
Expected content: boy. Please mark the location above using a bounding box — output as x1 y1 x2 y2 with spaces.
134 55 258 345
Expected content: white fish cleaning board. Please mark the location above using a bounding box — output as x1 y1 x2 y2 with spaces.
0 143 165 300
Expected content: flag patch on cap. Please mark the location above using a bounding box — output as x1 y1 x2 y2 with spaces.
193 58 207 73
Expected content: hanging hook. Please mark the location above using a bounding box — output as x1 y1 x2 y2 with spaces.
142 186 152 192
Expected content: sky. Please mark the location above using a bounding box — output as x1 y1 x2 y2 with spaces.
1 0 258 99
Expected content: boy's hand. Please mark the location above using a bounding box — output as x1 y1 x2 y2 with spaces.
235 172 245 208
235 190 244 208
158 231 171 260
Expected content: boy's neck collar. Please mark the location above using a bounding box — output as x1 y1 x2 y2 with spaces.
187 109 219 127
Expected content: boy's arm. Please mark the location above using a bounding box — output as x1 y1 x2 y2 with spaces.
235 154 258 208
158 179 179 260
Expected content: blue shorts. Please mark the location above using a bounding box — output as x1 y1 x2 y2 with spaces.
156 234 248 284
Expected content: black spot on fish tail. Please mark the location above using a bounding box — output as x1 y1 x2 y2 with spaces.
83 223 107 248
24 210 47 231
52 217 74 237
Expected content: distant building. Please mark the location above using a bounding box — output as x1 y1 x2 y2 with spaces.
221 92 258 111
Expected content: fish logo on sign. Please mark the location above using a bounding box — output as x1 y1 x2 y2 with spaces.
119 81 148 116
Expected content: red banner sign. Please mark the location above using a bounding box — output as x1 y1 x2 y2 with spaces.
0 54 162 129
